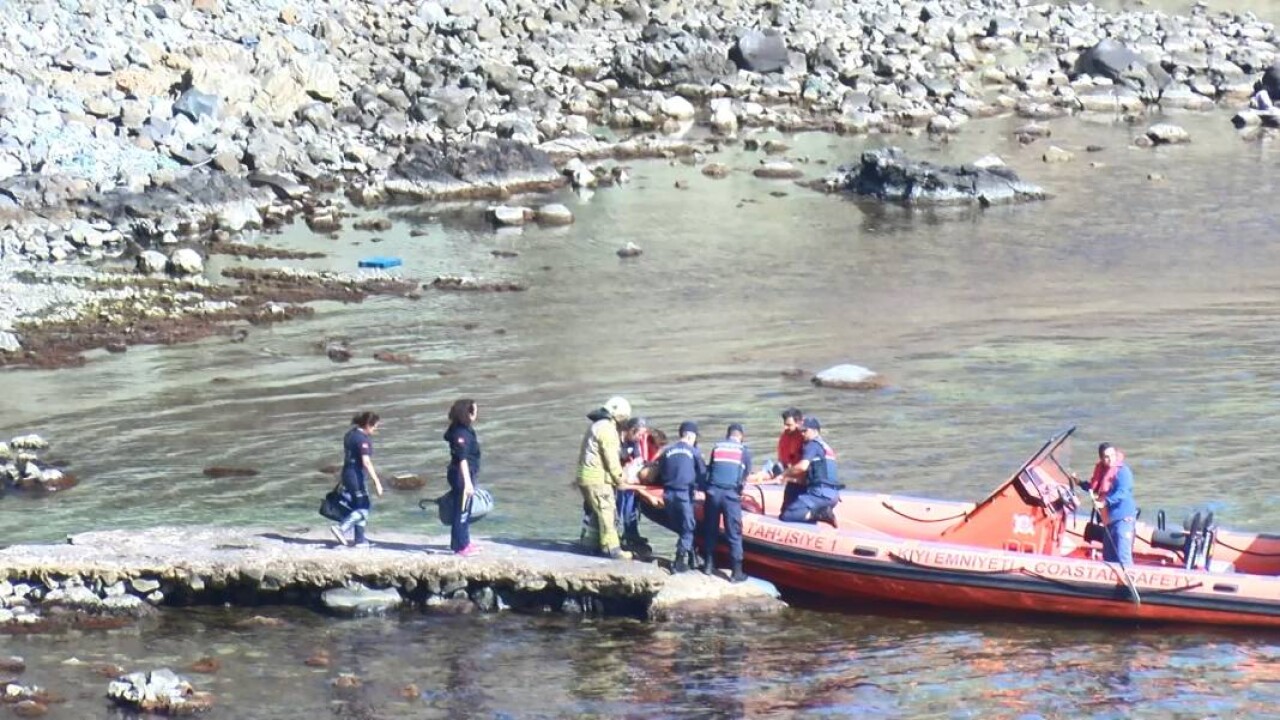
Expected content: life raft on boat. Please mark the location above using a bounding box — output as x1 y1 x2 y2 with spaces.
635 427 1280 627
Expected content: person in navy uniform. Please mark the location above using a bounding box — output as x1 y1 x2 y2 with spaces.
655 421 706 573
702 423 751 583
779 417 840 525
331 411 385 548
443 399 482 556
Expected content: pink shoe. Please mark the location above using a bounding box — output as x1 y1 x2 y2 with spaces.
455 544 480 557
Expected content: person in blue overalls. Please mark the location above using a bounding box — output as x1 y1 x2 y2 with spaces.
655 421 706 573
702 423 751 583
331 411 385 548
1082 442 1136 567
444 399 482 556
779 417 840 524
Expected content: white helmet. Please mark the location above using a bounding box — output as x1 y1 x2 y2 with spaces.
603 396 632 421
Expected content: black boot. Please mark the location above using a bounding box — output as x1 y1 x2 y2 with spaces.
701 555 715 575
730 562 748 583
672 554 689 574
353 525 369 548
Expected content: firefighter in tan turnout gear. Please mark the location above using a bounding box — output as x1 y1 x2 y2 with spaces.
577 396 634 560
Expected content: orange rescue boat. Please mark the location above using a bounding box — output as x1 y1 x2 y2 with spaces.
635 427 1280 627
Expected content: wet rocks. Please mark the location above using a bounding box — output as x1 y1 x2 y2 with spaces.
617 242 643 258
535 204 574 226
702 163 731 179
106 669 213 715
323 339 353 363
320 584 403 617
1 435 77 494
1072 39 1169 98
1145 124 1191 145
201 467 259 479
372 351 414 365
389 473 426 490
428 276 526 292
386 142 561 200
826 147 1047 207
488 205 532 227
811 364 887 390
167 249 205 277
1042 146 1075 164
753 162 803 180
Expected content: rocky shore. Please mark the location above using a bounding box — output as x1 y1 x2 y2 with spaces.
1 0 1278 363
0 527 786 623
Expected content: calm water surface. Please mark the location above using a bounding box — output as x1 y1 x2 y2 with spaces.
3 107 1280 715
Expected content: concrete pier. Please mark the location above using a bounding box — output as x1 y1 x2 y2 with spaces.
0 527 785 621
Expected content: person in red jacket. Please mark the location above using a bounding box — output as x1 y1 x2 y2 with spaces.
774 407 806 509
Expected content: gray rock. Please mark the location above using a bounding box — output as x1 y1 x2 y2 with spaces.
167 248 204 276
130 578 161 594
488 205 529 226
320 584 402 616
536 204 574 225
1042 146 1074 163
136 250 168 274
812 364 884 390
0 332 19 353
385 140 559 199
1146 123 1190 145
1072 39 1170 96
660 95 696 120
173 89 220 122
248 172 309 200
730 30 790 74
829 147 1047 206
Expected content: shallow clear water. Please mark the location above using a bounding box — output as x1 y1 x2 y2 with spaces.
4 109 1280 715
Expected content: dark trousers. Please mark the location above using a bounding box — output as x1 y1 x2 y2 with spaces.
780 481 804 518
447 467 473 552
780 487 837 523
616 489 641 539
703 486 743 565
665 488 696 558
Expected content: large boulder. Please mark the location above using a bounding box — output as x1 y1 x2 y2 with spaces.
611 32 737 87
825 147 1047 207
812 364 887 390
729 30 789 73
321 585 403 617
1072 39 1170 98
384 141 561 199
168 248 204 276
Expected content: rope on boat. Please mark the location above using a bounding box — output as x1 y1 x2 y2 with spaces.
880 502 969 524
1213 538 1280 557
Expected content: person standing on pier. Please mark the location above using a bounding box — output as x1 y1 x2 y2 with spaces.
702 423 751 582
577 396 633 560
618 416 661 552
444 399 482 556
655 421 706 573
331 411 384 548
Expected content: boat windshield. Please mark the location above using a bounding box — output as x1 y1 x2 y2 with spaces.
1013 426 1077 503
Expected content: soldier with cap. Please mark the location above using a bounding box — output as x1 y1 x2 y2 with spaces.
779 417 841 524
654 421 706 573
576 396 634 560
702 423 751 582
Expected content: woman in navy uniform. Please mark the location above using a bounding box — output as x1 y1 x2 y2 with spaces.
331 411 384 548
444 398 481 556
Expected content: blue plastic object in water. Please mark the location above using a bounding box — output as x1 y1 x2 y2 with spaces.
358 256 403 269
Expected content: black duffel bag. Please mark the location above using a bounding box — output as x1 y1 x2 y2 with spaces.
319 487 352 521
